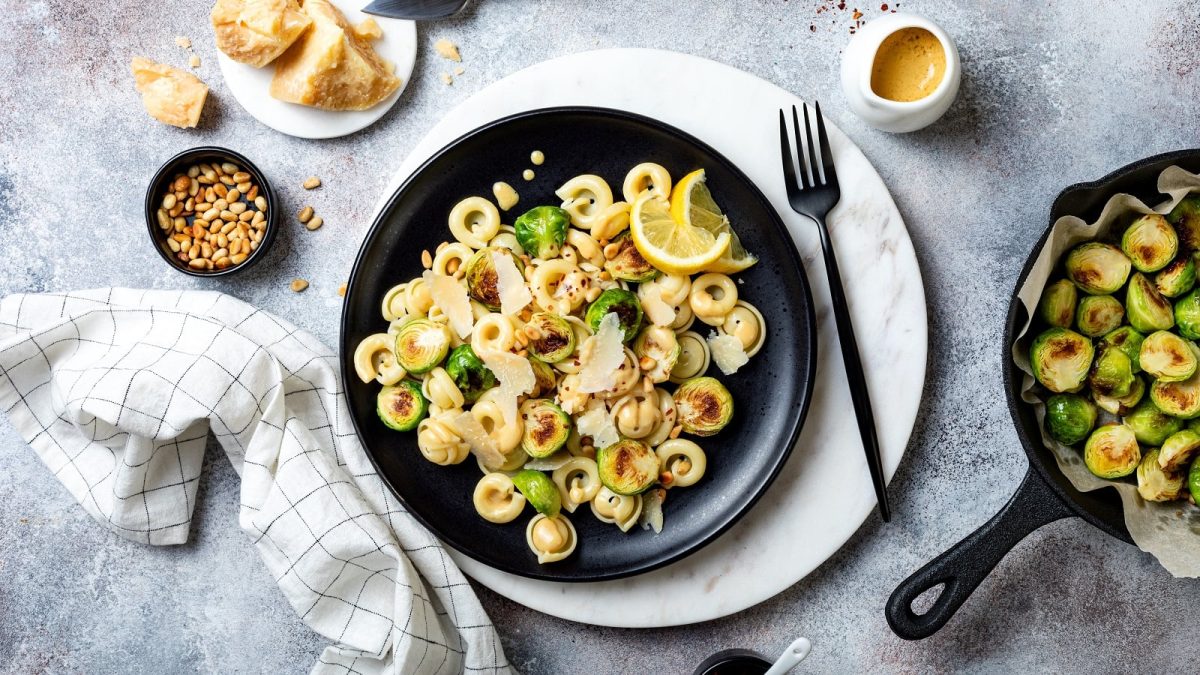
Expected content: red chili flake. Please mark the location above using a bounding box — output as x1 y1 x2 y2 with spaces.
881 2 889 9
852 9 863 19
837 0 846 9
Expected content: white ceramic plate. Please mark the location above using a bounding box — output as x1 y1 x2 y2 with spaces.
215 1 416 139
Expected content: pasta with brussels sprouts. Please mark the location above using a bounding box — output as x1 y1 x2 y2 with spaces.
354 163 764 563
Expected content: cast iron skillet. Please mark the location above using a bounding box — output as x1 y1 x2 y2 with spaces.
340 107 817 581
886 149 1200 639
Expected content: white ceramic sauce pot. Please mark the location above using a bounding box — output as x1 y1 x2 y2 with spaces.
839 13 961 133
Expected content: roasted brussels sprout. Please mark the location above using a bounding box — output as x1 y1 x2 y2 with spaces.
674 376 734 436
1149 372 1200 419
1190 456 1200 503
1038 279 1077 328
1126 272 1174 332
1044 394 1097 445
596 439 659 495
464 246 524 310
1158 429 1200 473
1094 375 1145 416
1088 345 1134 398
528 357 557 397
525 312 576 363
513 206 569 259
1099 326 1145 372
1175 289 1200 340
1083 424 1141 479
633 325 681 383
585 288 644 342
1156 256 1197 298
1029 328 1094 393
445 344 496 404
1123 399 1183 446
377 380 428 432
1065 242 1131 295
1075 295 1124 337
1168 195 1200 251
520 399 571 458
394 318 452 374
1139 331 1198 382
1122 214 1178 273
604 232 660 283
1136 448 1185 502
511 469 562 517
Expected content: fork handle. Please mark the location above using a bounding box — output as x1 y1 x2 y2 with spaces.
814 215 892 522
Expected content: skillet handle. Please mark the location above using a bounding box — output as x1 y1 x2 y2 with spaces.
885 466 1075 640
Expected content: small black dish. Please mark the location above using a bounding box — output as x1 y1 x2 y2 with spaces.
692 649 771 675
144 146 279 277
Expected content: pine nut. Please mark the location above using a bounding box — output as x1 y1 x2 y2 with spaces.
254 196 267 211
216 234 228 249
215 257 231 270
173 176 191 192
204 187 215 202
235 211 250 222
603 243 620 259
202 166 216 180
291 279 309 292
155 208 170 230
421 249 432 268
162 193 177 209
226 188 240 203
168 203 184 217
250 240 259 251
229 202 247 215
219 175 235 186
231 253 248 264
297 206 313 223
221 162 238 174
669 424 682 439
213 183 228 199
236 181 251 192
184 198 194 212
246 185 259 201
201 243 213 259
187 166 200 178
446 258 460 275
252 210 265 224
202 208 218 221
197 175 213 185
252 230 263 243
337 283 347 297
188 243 200 258
213 248 228 260
188 181 199 197
220 221 236 235
232 171 251 183
167 238 181 253
302 176 321 189
306 216 323 231
188 258 207 270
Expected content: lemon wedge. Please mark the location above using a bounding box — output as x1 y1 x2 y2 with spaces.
669 169 758 274
630 192 730 275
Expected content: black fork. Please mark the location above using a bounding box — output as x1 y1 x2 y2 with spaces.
779 103 891 522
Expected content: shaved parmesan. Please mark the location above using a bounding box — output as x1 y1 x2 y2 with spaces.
575 400 619 449
424 271 473 339
478 349 535 425
578 313 625 394
523 451 573 471
449 411 504 468
638 488 665 534
638 284 675 327
493 250 531 316
708 332 749 375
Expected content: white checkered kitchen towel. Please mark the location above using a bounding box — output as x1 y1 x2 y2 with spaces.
0 288 512 675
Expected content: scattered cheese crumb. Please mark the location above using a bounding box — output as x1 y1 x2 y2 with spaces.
578 313 625 393
189 54 201 69
424 271 473 340
638 488 665 533
478 350 535 425
175 36 192 49
450 411 504 467
434 38 461 62
493 250 531 316
440 72 453 85
708 332 749 375
453 66 465 76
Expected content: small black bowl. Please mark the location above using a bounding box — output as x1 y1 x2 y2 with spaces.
144 146 279 277
692 649 771 675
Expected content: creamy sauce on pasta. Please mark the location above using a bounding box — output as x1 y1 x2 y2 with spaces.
492 181 519 211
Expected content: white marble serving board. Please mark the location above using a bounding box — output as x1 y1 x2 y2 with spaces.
369 48 928 628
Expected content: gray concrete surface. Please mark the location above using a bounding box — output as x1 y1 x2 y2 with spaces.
2 0 1199 672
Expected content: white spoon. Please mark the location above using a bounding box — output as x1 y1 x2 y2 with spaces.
763 637 812 675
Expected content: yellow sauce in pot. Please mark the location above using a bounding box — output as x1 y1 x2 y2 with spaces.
870 27 946 102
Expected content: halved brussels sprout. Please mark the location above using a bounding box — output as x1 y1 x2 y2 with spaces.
445 344 496 404
513 206 569 259
585 288 643 342
633 325 681 383
604 232 660 283
1044 394 1097 446
1158 429 1200 473
596 439 659 495
1099 326 1145 372
1123 399 1183 446
1168 195 1200 251
674 376 734 436
1083 424 1141 479
1149 371 1200 419
1029 328 1094 393
528 358 557 397
520 399 571 458
464 246 524 310
1075 295 1124 337
1065 242 1131 295
525 313 576 363
1126 272 1174 332
1121 214 1178 273
377 380 428 432
1088 345 1134 398
1175 289 1200 340
512 469 562 516
1038 279 1077 328
1138 331 1197 382
1190 456 1200 503
1094 375 1145 415
1156 256 1197 298
394 319 452 374
1136 448 1185 502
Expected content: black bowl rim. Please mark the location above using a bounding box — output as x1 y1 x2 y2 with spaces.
143 145 279 277
339 105 818 581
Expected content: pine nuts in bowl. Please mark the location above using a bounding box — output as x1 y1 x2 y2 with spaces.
145 146 279 276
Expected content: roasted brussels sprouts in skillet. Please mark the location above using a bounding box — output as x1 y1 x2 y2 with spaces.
1029 328 1094 393
1088 345 1135 398
377 380 428 432
1168 195 1200 251
585 288 643 342
394 318 452 374
1126 272 1175 333
1148 371 1200 419
674 376 734 436
524 312 576 363
1075 295 1124 337
1156 256 1197 298
1175 289 1200 340
604 231 660 283
520 399 571 458
596 439 659 495
1038 279 1077 328
464 246 524 310
1044 394 1097 445
511 469 562 517
1121 214 1178 273
1094 375 1145 416
1158 429 1200 473
1065 242 1131 295
1123 399 1183 447
528 357 557 398
1099 326 1145 373
1139 331 1198 382
1083 424 1141 479
1136 448 1185 502
513 206 569 259
445 344 496 404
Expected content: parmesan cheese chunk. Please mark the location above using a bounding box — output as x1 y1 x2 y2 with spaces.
493 250 531 316
638 488 665 534
575 401 619 449
638 284 676 327
450 411 504 468
424 271 473 339
708 333 749 375
478 349 535 426
578 313 625 394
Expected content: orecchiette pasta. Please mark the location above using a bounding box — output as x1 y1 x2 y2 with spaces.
422 367 466 410
718 300 767 357
689 273 738 326
552 457 602 512
472 394 524 455
353 333 406 385
611 389 661 439
489 231 523 255
592 347 641 400
622 162 672 203
381 283 408 321
449 196 502 248
555 174 614 231
669 302 696 333
526 513 577 563
591 487 643 532
473 473 526 523
404 277 434 316
670 331 712 383
555 373 590 415
656 439 707 488
417 416 470 465
471 313 517 354
566 228 605 267
643 387 679 446
589 201 631 241
531 259 589 316
432 242 474 277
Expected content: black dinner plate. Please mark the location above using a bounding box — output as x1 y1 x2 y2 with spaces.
340 107 817 581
